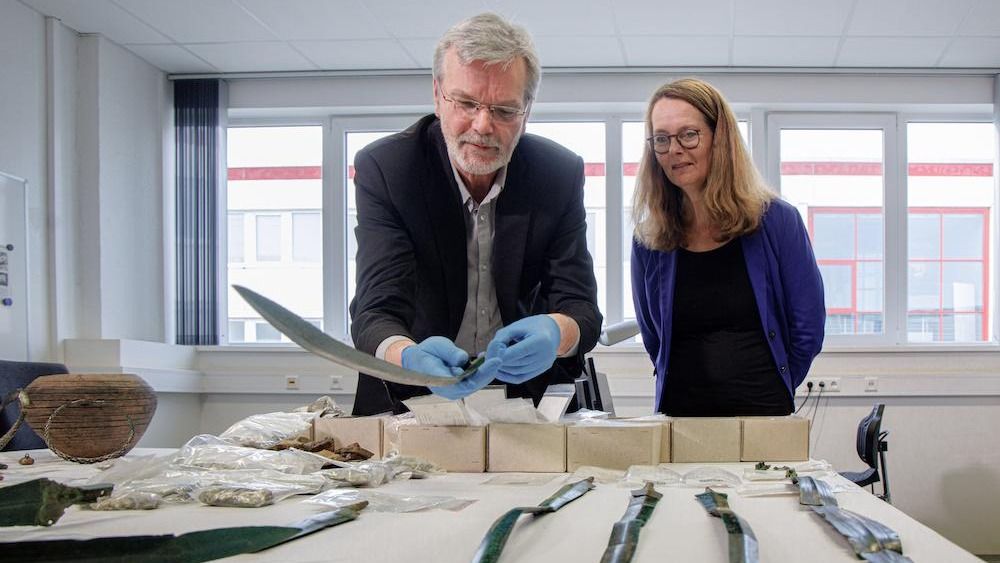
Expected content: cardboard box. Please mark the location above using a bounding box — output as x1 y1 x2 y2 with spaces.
566 423 662 471
313 416 384 459
396 425 487 472
488 423 566 473
659 420 672 463
670 417 742 462
740 416 810 461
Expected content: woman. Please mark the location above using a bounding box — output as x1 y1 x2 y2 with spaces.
631 78 825 417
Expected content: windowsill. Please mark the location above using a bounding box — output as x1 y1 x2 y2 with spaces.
197 341 1000 354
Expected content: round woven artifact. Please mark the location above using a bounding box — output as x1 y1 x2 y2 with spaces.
22 373 157 462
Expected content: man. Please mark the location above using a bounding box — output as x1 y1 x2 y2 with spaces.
350 13 602 415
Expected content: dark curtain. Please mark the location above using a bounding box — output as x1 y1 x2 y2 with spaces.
175 79 222 345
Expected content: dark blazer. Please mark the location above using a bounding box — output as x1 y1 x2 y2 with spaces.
350 114 602 415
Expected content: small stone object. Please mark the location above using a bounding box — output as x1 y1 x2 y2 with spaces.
197 487 274 508
19 454 34 465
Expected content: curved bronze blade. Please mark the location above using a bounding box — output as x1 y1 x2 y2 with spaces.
234 285 464 387
696 488 759 563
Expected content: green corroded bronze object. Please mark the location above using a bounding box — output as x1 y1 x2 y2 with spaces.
0 478 112 527
794 476 912 562
695 488 759 563
0 501 368 562
472 477 595 563
234 285 477 388
600 482 662 563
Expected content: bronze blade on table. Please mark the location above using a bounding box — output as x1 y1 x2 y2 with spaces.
695 487 758 563
0 501 368 562
472 477 595 563
0 478 112 527
234 285 472 388
600 482 662 563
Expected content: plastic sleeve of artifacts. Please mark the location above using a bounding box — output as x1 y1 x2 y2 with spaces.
87 492 161 511
196 486 275 508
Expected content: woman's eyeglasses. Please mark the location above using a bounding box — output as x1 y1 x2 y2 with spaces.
647 129 701 154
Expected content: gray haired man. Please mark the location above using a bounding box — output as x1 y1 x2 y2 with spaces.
350 13 602 415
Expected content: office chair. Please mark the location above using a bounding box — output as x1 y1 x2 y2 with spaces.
839 403 891 503
0 359 69 451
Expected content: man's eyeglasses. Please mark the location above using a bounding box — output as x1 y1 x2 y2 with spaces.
440 93 527 123
647 129 701 154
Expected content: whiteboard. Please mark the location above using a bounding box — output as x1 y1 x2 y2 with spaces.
0 172 28 360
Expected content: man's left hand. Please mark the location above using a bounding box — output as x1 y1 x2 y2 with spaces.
486 315 561 384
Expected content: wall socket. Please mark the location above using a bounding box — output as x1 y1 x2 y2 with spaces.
285 375 300 390
811 377 840 392
865 377 879 392
329 375 343 390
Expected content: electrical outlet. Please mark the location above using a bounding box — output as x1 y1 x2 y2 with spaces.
813 377 840 392
865 377 878 392
285 375 300 390
329 375 343 390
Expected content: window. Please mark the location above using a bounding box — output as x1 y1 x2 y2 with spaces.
255 215 281 261
526 122 607 315
293 212 321 262
772 115 892 342
228 213 244 263
223 111 995 350
906 123 994 343
226 125 323 344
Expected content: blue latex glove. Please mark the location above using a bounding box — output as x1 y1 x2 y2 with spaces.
486 315 561 384
402 336 501 400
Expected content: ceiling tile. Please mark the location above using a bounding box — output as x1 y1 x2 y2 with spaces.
22 0 169 43
117 0 277 42
533 36 625 66
614 0 732 35
485 0 617 36
733 36 840 67
735 0 852 36
292 39 419 70
364 0 489 38
399 38 439 68
938 37 1000 67
958 0 1000 36
185 42 318 72
123 44 218 73
837 37 951 67
621 35 730 66
236 0 389 40
848 0 973 36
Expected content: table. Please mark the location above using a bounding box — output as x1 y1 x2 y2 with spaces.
0 449 981 562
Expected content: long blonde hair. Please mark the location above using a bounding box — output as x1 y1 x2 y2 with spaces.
632 78 774 251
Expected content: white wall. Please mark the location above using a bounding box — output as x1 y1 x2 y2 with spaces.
0 2 49 360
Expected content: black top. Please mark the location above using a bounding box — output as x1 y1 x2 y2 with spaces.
660 239 793 416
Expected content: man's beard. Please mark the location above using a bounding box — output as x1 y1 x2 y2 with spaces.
444 130 518 176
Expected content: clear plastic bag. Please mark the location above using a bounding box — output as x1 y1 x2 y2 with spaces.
568 465 625 484
292 396 346 417
623 465 683 486
306 489 474 513
175 435 329 474
194 486 276 508
736 483 798 497
86 491 162 511
478 399 547 424
219 411 318 449
681 467 742 488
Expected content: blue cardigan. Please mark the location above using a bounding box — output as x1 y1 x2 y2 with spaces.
631 198 826 409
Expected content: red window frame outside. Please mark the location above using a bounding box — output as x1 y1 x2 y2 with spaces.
808 206 990 341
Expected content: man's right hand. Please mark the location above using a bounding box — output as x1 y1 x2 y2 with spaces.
400 336 469 377
400 336 500 400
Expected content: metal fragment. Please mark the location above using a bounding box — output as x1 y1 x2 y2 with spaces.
0 502 368 562
472 477 595 563
695 488 759 563
795 476 912 562
234 285 472 388
600 482 662 563
0 478 112 526
19 454 34 466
